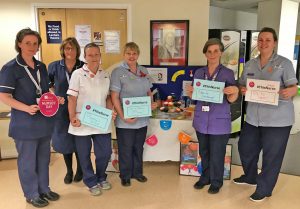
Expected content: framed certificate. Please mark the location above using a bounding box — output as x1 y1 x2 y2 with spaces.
245 78 280 106
80 102 112 132
192 79 225 103
122 96 152 119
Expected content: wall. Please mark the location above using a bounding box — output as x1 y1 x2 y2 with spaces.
0 0 209 69
209 6 257 30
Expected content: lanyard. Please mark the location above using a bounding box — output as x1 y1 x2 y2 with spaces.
65 71 70 84
204 68 220 81
16 57 42 96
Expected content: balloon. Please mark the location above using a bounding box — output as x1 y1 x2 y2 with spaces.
160 120 172 130
146 135 158 146
178 131 191 144
189 143 198 151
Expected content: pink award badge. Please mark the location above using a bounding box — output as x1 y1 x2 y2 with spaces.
38 92 59 117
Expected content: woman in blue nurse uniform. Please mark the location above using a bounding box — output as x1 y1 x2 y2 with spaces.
48 37 84 184
234 27 298 202
0 28 63 207
110 42 157 187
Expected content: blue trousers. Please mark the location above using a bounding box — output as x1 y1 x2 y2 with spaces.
238 122 292 196
74 134 112 188
14 137 51 199
196 132 229 188
116 127 147 180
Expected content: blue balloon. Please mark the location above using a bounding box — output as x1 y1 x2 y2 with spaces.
160 120 172 130
197 162 202 175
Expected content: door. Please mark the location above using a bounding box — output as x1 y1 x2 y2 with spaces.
38 8 127 69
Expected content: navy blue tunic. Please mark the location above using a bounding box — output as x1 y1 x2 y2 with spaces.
48 59 84 154
0 55 54 140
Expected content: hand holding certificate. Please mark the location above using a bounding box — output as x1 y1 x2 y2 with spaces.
192 79 225 103
245 78 280 106
80 102 112 132
123 96 152 119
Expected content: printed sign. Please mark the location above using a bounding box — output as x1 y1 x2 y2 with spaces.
38 92 59 117
46 21 62 44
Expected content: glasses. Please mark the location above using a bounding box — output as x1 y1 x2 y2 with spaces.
64 47 75 51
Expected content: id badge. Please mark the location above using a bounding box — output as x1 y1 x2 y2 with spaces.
202 106 210 112
36 98 40 104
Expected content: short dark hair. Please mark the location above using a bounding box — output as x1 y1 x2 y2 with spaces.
84 42 100 57
60 37 81 59
15 28 42 53
202 38 224 54
259 27 278 42
123 42 140 55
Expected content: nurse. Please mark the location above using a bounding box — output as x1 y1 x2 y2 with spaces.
0 28 63 207
234 27 298 202
67 43 116 196
48 37 84 184
186 38 239 194
110 42 157 187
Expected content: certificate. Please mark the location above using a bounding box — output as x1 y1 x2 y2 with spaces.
192 79 225 103
123 96 152 119
245 78 280 106
80 102 112 132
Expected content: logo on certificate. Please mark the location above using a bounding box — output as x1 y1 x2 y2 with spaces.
196 81 201 87
86 105 91 110
125 100 130 105
249 81 255 88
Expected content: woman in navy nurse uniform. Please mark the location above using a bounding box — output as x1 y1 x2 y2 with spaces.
48 37 84 184
0 28 63 207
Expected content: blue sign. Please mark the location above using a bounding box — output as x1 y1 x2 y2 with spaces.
46 21 62 44
160 120 172 130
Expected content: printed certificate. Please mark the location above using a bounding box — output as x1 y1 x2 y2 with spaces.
245 78 280 106
123 96 152 119
192 79 225 103
80 102 112 132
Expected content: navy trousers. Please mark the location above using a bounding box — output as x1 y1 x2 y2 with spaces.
238 122 292 196
196 132 229 188
14 137 51 199
74 134 111 188
116 126 147 180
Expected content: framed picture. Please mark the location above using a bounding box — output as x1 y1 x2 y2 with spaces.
150 20 189 66
179 142 232 180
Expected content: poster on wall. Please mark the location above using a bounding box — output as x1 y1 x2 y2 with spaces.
150 20 189 66
46 21 62 44
179 142 232 180
147 67 168 84
75 25 91 47
104 30 120 53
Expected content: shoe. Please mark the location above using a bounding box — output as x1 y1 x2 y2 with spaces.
233 175 256 186
40 191 60 201
193 180 209 189
249 192 271 202
64 172 73 184
98 180 112 190
134 175 148 182
208 185 220 194
26 197 49 208
73 171 83 182
121 179 131 187
89 185 102 196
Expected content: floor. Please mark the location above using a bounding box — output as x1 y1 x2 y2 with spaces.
0 153 299 209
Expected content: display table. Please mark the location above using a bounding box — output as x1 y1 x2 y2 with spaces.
143 117 197 161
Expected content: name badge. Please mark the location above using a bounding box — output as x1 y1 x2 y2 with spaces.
202 106 210 112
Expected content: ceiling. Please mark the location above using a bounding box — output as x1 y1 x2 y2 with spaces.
210 0 268 13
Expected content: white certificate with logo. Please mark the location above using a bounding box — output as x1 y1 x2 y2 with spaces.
245 78 280 106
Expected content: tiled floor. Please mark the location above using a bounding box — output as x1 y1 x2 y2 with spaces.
0 153 299 209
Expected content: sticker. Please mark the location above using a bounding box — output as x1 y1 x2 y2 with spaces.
38 92 59 117
160 120 172 130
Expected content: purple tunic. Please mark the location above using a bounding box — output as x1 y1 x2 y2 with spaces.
192 65 236 135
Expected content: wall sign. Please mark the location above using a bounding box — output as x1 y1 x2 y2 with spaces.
46 21 62 44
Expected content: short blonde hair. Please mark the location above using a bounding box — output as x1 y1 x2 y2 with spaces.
60 37 81 59
123 42 140 55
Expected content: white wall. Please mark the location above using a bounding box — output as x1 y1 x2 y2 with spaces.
209 6 257 30
0 0 209 69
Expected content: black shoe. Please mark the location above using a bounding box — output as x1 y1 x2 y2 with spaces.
249 192 271 202
134 175 148 182
208 185 220 194
73 171 83 182
26 197 49 208
233 175 256 186
64 172 73 184
121 179 131 186
40 191 60 201
193 180 209 189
